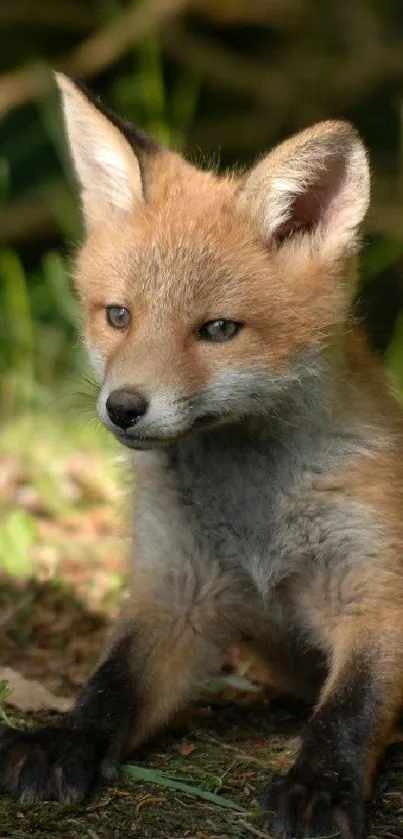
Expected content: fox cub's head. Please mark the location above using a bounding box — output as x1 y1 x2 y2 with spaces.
56 73 370 449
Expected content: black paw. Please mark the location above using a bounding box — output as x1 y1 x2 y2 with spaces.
0 723 110 803
261 765 366 839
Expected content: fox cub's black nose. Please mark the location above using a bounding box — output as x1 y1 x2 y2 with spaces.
106 388 148 429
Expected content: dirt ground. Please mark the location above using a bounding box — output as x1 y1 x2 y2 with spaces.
1 417 403 838
1 578 403 839
0 700 402 839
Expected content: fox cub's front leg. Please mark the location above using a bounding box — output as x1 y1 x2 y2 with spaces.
0 562 248 803
262 613 403 839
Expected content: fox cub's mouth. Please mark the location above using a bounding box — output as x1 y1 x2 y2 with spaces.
114 432 178 450
110 414 221 451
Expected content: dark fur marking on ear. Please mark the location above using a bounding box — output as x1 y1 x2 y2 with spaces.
67 77 160 200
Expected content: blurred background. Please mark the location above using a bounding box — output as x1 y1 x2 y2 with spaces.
2 0 403 672
2 0 403 420
2 6 403 831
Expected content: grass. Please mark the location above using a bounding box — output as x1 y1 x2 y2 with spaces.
0 406 125 605
0 30 201 422
1 27 403 839
0 680 15 727
1 29 403 421
0 698 401 838
2 401 401 838
122 764 248 812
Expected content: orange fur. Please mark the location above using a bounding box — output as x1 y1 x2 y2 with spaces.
67 83 403 790
2 75 400 836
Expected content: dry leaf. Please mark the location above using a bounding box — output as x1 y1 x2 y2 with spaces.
176 740 196 757
136 794 166 811
0 667 73 712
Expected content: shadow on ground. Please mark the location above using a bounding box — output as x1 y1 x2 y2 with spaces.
0 576 402 839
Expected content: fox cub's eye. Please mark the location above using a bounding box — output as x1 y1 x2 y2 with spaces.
106 306 131 330
197 319 242 343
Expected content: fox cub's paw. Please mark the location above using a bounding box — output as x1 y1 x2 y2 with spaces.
0 723 111 803
261 764 366 839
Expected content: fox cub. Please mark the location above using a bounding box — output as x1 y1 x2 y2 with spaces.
1 73 403 839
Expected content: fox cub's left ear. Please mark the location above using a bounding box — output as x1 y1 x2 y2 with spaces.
54 72 158 230
238 121 370 258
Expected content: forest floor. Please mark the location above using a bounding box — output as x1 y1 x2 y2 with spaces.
0 412 402 839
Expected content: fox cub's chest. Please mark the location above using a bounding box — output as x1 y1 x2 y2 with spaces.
168 429 376 589
169 430 300 563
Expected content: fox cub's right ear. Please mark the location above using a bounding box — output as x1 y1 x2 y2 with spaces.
54 73 157 230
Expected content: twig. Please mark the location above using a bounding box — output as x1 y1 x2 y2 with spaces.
237 819 275 839
0 0 193 117
195 0 304 28
0 592 33 631
196 734 270 769
163 23 290 104
0 0 95 30
0 179 74 245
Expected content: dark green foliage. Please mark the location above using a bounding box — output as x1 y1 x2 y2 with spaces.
2 1 403 415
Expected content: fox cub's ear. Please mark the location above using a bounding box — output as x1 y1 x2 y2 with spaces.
54 73 156 229
238 121 370 258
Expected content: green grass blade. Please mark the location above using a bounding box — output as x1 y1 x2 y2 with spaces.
170 70 201 151
122 764 247 812
42 250 80 327
0 509 36 577
0 158 10 207
137 34 171 144
138 34 166 117
0 248 35 413
360 237 403 286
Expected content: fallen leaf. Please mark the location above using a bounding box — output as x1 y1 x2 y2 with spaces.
136 794 166 811
0 457 23 498
0 667 73 712
175 740 196 757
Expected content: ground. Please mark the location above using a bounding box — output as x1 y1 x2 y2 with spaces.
0 413 403 838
